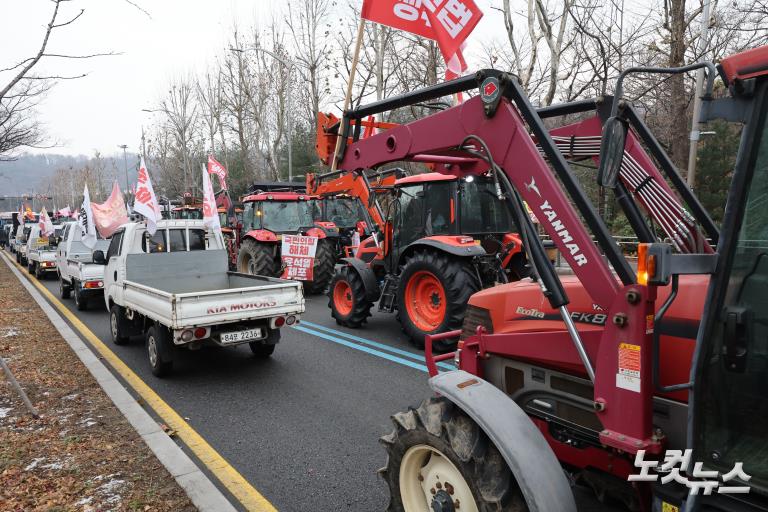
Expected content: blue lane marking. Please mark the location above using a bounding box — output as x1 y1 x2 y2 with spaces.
299 320 454 370
293 325 430 372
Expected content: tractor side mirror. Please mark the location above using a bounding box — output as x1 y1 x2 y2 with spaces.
597 116 628 189
93 250 106 265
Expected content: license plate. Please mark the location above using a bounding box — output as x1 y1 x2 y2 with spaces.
220 328 263 344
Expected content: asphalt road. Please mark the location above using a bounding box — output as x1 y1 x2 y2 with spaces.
28 269 621 512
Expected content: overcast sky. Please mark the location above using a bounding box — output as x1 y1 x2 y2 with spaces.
1 0 501 158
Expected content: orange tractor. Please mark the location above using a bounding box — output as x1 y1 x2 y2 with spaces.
316 114 527 350
358 48 768 511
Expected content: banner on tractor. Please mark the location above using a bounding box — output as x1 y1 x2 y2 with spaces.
361 0 482 78
91 181 129 238
281 235 318 281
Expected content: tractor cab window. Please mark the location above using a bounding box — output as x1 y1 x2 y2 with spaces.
243 203 255 231
394 184 425 246
424 183 454 236
257 201 314 233
697 98 768 492
459 177 514 234
323 197 365 229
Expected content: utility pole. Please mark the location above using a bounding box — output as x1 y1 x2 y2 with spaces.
118 144 129 198
141 126 147 158
686 0 713 189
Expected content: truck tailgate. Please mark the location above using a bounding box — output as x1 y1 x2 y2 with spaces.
175 281 303 328
123 279 303 329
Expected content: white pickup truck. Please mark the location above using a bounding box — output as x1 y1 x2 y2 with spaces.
56 221 111 310
98 219 304 377
25 225 58 279
13 224 33 265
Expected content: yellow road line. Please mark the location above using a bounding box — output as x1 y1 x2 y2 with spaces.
2 252 277 512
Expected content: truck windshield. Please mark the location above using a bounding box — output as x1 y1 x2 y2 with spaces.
459 178 514 234
321 197 365 228
258 201 314 233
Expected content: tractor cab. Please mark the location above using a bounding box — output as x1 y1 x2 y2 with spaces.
386 172 523 283
241 192 318 235
171 205 204 220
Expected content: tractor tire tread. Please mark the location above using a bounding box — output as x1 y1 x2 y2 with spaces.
395 249 480 350
379 396 526 512
328 265 373 328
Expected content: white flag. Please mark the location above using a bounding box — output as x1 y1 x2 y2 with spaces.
39 207 54 237
79 185 98 249
201 163 221 233
133 157 162 235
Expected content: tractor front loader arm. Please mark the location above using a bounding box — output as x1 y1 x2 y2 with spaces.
338 85 622 310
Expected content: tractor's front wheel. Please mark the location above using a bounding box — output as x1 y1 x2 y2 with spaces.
396 250 480 351
328 265 373 327
303 239 335 295
237 239 278 277
380 397 526 512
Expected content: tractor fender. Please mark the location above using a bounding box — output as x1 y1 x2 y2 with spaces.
398 236 486 267
244 229 278 243
429 370 576 512
339 257 381 302
306 226 332 239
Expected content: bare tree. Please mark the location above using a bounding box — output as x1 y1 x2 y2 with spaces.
158 77 199 194
0 0 116 159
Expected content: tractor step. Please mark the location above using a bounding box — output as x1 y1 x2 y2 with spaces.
378 275 399 313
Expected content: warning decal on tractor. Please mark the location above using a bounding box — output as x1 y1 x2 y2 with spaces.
616 342 641 393
281 235 318 281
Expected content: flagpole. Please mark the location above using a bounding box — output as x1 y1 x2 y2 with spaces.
330 17 366 173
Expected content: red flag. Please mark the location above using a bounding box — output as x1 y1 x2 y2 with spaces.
361 0 482 77
207 155 228 190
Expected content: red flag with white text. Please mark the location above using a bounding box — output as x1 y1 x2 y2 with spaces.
361 0 482 78
207 155 228 190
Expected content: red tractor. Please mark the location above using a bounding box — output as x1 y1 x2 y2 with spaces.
236 184 337 295
359 47 768 511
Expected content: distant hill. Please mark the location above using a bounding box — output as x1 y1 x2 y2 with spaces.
0 152 137 197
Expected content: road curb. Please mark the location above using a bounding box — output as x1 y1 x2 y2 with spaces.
1 252 238 512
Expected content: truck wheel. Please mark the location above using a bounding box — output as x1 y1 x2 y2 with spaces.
328 266 372 327
27 261 34 274
35 264 43 280
109 305 130 345
380 397 525 512
249 329 279 357
146 325 174 377
237 239 277 276
59 277 71 299
303 239 335 295
396 250 480 351
74 282 88 311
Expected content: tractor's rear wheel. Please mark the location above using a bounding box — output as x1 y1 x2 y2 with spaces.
396 250 480 351
328 265 373 327
303 239 335 295
380 397 526 512
237 239 278 277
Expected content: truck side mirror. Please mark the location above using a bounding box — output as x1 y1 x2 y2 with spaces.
93 250 106 265
597 116 628 189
